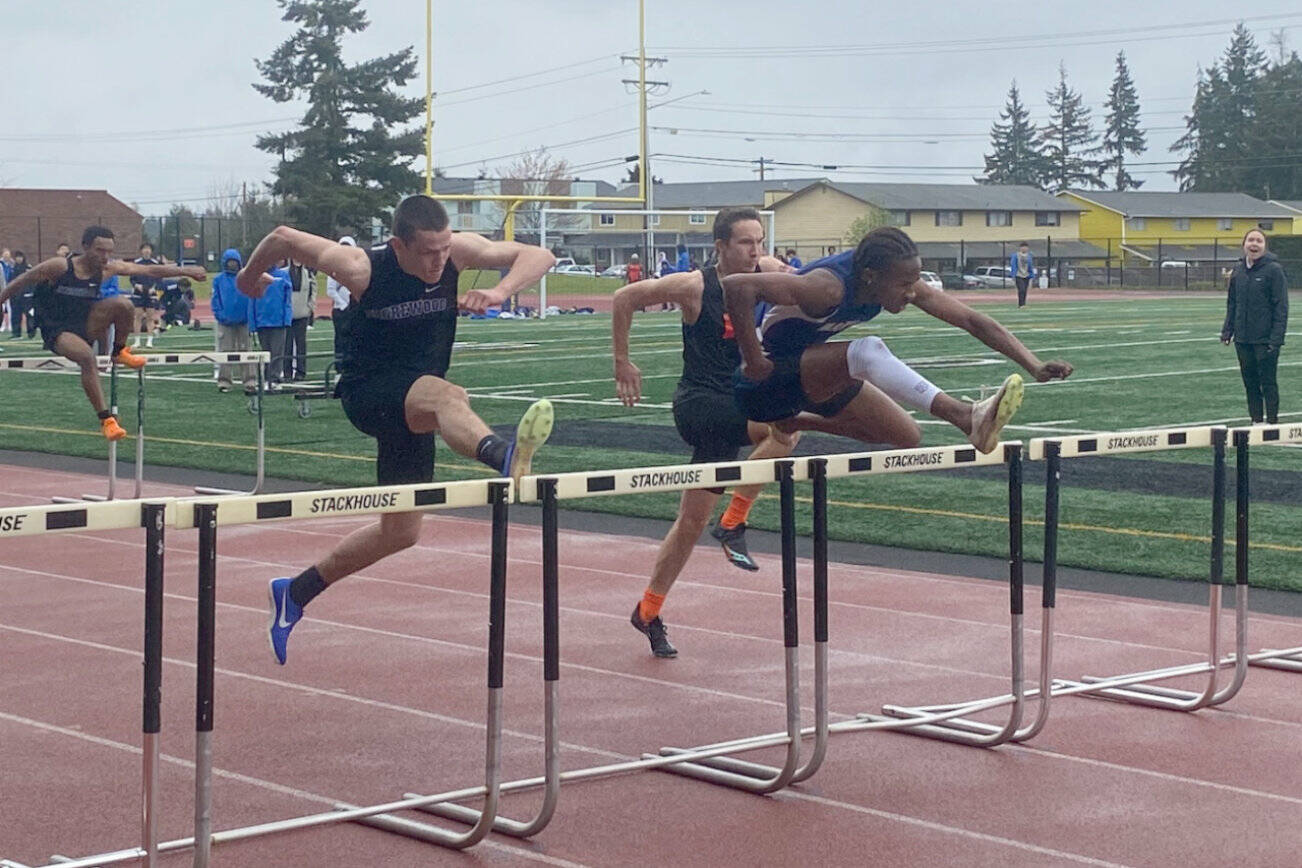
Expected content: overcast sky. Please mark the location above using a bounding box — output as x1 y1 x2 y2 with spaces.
4 1 1301 214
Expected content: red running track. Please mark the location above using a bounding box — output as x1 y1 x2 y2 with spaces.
2 463 1301 867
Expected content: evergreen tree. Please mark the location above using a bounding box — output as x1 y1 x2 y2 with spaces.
979 81 1047 187
1172 25 1268 191
1243 52 1302 199
1041 63 1104 192
1101 52 1147 190
254 0 423 238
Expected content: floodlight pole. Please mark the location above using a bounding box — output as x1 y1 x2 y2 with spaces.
424 0 434 195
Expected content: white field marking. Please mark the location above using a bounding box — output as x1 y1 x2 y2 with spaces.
1011 742 1302 809
1129 410 1302 429
1164 330 1193 335
13 594 1302 836
546 392 592 399
0 710 594 868
469 392 659 407
947 361 1302 394
773 790 1135 868
914 419 1087 434
65 521 1277 668
0 564 821 711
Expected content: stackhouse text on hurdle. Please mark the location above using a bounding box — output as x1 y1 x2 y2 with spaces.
310 493 400 513
629 469 704 489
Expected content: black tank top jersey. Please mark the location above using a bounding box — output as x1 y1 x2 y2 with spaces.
675 265 744 397
34 256 101 319
335 244 460 383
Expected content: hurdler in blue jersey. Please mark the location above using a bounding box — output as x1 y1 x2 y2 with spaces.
723 227 1074 454
238 195 557 664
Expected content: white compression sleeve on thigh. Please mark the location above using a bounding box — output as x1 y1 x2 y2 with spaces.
846 336 941 413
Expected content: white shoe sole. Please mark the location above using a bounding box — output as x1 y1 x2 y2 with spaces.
508 399 554 482
970 374 1024 454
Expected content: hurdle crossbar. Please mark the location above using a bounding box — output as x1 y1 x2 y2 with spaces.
1032 425 1252 711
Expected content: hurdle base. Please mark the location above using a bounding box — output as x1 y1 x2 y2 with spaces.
856 712 1010 746
1250 650 1302 672
651 746 791 790
1075 676 1216 709
873 707 1011 737
344 808 485 850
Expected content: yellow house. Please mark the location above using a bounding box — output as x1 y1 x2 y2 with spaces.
1268 200 1302 234
570 178 1092 268
1058 190 1298 255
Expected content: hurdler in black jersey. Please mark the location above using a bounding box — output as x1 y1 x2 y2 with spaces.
0 224 209 441
234 195 557 667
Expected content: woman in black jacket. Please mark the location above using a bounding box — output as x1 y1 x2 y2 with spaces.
1221 228 1289 423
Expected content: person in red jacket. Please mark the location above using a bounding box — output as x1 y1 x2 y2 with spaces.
626 254 643 283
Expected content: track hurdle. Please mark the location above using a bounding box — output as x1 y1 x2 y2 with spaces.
1028 425 1253 712
827 442 1045 747
1239 422 1302 673
0 499 169 868
1 351 269 499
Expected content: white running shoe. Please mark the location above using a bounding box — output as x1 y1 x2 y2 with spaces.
504 399 554 483
968 374 1024 454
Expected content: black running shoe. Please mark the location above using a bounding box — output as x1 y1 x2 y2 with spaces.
710 521 760 572
630 604 678 658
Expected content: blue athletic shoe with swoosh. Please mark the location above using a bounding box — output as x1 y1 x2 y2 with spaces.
267 578 302 665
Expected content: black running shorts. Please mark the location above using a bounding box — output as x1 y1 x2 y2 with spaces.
337 370 436 485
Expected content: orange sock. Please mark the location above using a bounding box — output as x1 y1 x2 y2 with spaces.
639 590 665 622
719 493 755 530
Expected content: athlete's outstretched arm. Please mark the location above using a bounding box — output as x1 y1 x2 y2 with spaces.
0 257 64 306
449 234 555 314
237 226 371 299
108 259 207 283
611 272 703 406
720 269 842 376
912 283 1073 381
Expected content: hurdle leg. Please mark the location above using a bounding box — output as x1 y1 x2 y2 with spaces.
351 481 511 848
854 443 1030 746
193 503 218 868
1069 428 1251 710
407 478 561 837
134 368 145 500
140 504 167 868
195 355 267 496
653 460 804 793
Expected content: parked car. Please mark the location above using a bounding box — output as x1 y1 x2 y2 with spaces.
550 257 576 272
919 271 944 291
940 271 981 290
554 264 596 275
969 265 1012 287
599 264 628 279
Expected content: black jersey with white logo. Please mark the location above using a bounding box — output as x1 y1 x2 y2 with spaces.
335 244 460 382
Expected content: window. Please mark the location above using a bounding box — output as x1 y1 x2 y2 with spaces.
649 214 661 226
599 213 615 226
1259 220 1274 231
1035 211 1061 227
888 209 910 226
1125 217 1147 231
935 210 962 227
1173 217 1191 231
456 201 474 214
689 213 707 225
986 211 1012 227
1218 218 1233 231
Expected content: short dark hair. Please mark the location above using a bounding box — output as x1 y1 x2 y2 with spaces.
852 226 918 275
1018 241 1029 248
139 242 153 252
13 250 24 260
81 226 114 247
713 207 762 242
785 248 797 257
392 195 449 242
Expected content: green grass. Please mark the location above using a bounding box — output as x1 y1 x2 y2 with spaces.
1 294 1299 591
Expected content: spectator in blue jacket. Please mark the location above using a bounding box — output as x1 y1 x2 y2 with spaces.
212 248 258 393
675 243 690 274
251 261 293 389
1010 242 1037 307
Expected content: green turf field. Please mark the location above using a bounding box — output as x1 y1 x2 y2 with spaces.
1 293 1298 590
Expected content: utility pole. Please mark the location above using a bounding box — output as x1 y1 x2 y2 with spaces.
622 0 668 269
240 182 248 248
